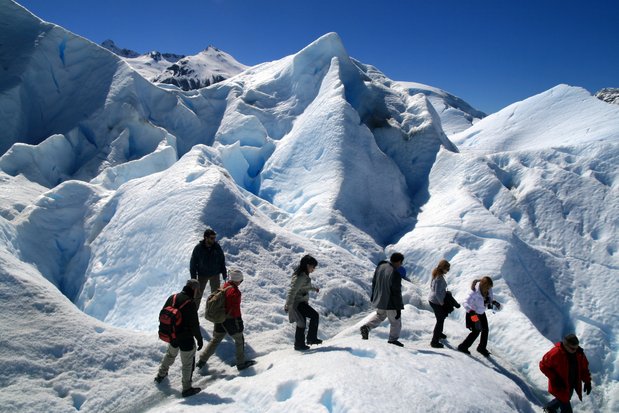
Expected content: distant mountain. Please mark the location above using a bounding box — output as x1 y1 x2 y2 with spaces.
100 39 140 58
152 46 248 90
101 40 247 90
595 87 619 105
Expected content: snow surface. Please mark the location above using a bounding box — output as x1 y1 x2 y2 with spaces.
1 1 618 412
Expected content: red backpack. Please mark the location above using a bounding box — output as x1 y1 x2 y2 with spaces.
158 294 191 343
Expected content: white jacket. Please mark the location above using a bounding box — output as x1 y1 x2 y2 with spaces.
463 283 494 314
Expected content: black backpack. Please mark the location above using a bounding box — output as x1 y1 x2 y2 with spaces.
158 294 191 343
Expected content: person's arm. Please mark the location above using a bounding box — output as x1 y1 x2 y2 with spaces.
285 273 302 309
435 277 447 306
219 246 227 280
189 246 198 278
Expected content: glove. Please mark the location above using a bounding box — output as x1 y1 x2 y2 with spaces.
395 309 401 320
222 272 228 281
584 381 591 395
492 300 501 310
196 338 203 351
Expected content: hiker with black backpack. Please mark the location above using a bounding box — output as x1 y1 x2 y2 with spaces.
196 269 255 371
155 279 203 397
190 228 228 310
284 254 324 351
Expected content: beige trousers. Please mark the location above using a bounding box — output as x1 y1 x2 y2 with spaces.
198 331 245 366
157 344 196 391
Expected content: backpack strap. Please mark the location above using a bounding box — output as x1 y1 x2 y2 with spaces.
171 293 192 310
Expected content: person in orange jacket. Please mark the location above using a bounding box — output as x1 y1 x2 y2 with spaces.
539 334 592 413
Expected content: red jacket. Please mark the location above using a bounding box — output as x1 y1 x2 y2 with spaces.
223 281 242 318
539 342 591 403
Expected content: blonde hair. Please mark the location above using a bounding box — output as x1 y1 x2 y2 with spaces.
432 259 450 279
471 276 493 297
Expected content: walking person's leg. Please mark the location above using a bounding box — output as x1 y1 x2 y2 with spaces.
386 309 402 344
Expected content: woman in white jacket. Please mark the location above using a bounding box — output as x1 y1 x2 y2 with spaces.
457 276 500 357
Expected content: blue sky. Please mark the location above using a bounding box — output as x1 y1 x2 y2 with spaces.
16 0 619 114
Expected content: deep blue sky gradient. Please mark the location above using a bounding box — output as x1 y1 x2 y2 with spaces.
16 0 619 114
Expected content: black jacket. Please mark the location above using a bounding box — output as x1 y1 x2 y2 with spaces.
163 290 202 351
189 240 227 278
442 291 460 314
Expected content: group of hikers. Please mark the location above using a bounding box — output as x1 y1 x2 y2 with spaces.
154 229 593 412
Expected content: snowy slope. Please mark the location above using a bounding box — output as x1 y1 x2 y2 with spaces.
1 1 618 412
451 85 619 153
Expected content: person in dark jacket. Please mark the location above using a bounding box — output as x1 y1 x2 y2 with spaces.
360 252 405 347
190 228 227 309
155 279 204 398
540 334 592 413
196 269 256 371
284 255 323 351
428 259 453 348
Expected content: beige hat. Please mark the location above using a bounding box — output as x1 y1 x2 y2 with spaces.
229 269 244 282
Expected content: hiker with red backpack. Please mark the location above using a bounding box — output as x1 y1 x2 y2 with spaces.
155 279 203 397
196 269 255 371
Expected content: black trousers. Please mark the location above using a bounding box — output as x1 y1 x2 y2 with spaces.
460 312 489 350
297 301 319 340
429 301 448 344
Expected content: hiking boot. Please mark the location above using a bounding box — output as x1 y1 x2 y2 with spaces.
542 407 557 413
430 342 444 348
360 325 369 340
154 373 167 384
457 345 470 354
237 360 257 371
439 333 447 339
477 348 491 357
181 387 201 397
294 343 310 351
307 338 323 345
196 359 206 369
388 340 404 347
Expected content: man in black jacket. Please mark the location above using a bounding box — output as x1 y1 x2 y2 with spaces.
155 279 204 397
360 252 405 347
190 228 227 309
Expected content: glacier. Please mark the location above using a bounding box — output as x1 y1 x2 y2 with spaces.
0 1 617 412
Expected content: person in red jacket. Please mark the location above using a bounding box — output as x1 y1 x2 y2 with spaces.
539 334 592 413
196 269 255 371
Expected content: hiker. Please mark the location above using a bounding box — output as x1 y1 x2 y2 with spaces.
155 279 203 397
428 259 459 348
284 254 323 351
457 276 500 357
540 334 592 413
190 228 227 309
196 269 255 371
360 252 405 347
